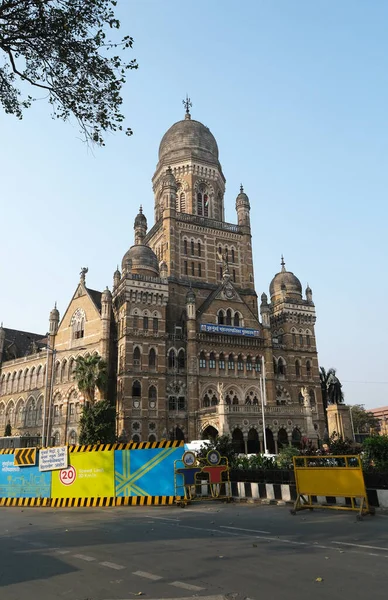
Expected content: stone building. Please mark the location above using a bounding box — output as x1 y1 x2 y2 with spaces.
0 104 326 451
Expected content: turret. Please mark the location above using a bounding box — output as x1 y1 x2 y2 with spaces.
49 303 59 337
186 287 196 321
260 292 270 328
162 167 177 212
306 284 313 303
235 184 251 228
113 266 121 290
101 287 112 366
0 324 5 364
134 206 147 245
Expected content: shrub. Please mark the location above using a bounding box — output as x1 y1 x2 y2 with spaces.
363 436 388 471
277 446 300 469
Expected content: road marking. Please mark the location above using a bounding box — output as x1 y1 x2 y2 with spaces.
54 549 71 555
29 541 48 548
333 541 388 552
170 581 205 591
220 525 271 534
73 553 96 562
100 561 125 570
133 570 162 580
175 524 241 536
152 516 180 522
104 596 226 600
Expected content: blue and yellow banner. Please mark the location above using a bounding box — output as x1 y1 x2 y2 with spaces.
0 455 51 498
115 447 183 497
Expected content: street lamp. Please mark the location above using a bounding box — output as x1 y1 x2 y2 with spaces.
349 405 356 442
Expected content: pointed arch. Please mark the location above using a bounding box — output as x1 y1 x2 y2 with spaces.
149 347 156 369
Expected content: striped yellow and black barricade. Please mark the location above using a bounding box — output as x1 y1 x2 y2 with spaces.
291 455 374 520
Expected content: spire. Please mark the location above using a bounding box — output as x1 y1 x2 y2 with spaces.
139 204 143 214
240 184 244 193
182 94 192 120
281 255 286 272
80 267 88 283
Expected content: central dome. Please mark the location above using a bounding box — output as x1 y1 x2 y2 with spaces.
158 117 219 165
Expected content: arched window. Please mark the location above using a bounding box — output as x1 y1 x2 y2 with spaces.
232 428 244 453
295 360 301 378
133 347 141 368
133 313 138 329
246 355 253 372
298 391 304 405
309 389 316 407
54 362 60 384
143 316 149 331
219 353 225 370
306 360 312 378
60 361 67 383
132 381 141 398
203 394 210 407
53 431 60 446
153 317 158 333
68 430 77 445
191 240 195 255
132 434 140 443
149 434 157 443
217 310 225 325
292 428 302 449
306 334 311 347
71 308 85 340
149 348 156 369
233 312 240 327
179 193 185 212
278 428 289 450
231 248 235 263
255 356 262 373
148 386 157 407
168 349 176 369
183 239 188 254
232 395 239 405
228 354 235 370
299 334 303 346
226 309 232 325
247 428 259 453
278 358 286 376
211 394 218 406
197 192 203 216
178 349 185 370
292 333 296 346
199 351 206 369
237 354 244 371
209 352 216 369
198 241 201 257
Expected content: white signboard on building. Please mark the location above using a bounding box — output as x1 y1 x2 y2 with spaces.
39 446 68 472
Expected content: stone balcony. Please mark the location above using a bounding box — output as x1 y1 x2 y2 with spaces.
197 405 317 417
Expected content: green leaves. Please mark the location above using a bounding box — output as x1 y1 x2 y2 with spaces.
79 400 116 445
0 0 137 145
73 354 107 405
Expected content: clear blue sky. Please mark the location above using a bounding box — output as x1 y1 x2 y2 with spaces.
1 0 387 408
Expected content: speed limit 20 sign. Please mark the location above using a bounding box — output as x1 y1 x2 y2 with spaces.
59 465 76 486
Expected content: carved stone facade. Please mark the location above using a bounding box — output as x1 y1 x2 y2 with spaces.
0 106 326 450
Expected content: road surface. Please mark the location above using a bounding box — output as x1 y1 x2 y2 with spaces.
1 502 388 599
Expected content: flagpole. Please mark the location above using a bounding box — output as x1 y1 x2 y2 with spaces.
260 357 268 454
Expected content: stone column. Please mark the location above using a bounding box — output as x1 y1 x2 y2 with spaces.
327 404 353 440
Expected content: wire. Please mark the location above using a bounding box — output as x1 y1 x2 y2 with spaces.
342 380 388 385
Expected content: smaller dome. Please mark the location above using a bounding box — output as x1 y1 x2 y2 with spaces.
122 244 159 277
162 166 177 188
269 257 302 300
102 286 112 301
134 205 147 227
50 303 59 320
236 184 249 203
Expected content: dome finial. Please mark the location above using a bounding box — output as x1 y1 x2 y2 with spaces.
281 255 286 272
240 184 244 193
139 204 143 214
182 94 192 120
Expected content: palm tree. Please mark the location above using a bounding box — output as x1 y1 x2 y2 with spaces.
73 354 107 405
319 366 344 412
